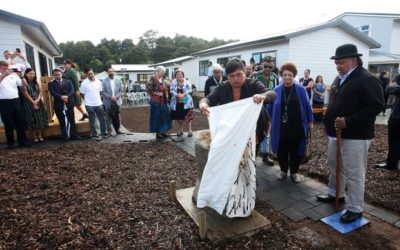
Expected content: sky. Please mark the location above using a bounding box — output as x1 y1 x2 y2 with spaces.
2 0 400 45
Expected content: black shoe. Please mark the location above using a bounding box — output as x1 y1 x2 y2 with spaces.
375 163 397 170
161 133 170 138
176 131 183 137
316 194 345 203
340 210 362 223
262 154 274 166
70 135 82 140
156 133 165 140
79 113 89 121
116 131 124 135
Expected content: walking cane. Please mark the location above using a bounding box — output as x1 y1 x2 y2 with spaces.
335 128 342 211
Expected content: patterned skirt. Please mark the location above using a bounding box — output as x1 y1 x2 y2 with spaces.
23 100 48 129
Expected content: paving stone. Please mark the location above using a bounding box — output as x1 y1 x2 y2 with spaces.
301 187 321 197
302 208 325 221
394 220 400 228
280 183 301 193
369 208 400 224
282 207 307 222
313 204 337 217
263 189 290 200
286 191 312 201
363 203 377 213
290 200 315 212
268 197 293 211
304 196 322 207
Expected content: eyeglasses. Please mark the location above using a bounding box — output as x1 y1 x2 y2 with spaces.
264 66 274 69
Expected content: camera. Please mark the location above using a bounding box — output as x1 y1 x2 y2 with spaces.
16 48 21 53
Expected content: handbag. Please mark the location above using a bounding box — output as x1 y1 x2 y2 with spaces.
300 129 313 165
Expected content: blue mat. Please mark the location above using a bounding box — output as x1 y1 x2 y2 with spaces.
321 210 370 234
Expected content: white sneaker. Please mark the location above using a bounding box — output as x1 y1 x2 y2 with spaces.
291 174 303 183
277 171 287 180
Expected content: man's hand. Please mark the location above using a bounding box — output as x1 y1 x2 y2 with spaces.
111 96 117 102
334 117 346 130
199 102 210 116
252 94 265 104
61 95 68 103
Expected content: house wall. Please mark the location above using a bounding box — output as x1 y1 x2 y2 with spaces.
340 15 394 53
0 19 24 60
289 26 371 85
390 21 400 55
194 41 290 91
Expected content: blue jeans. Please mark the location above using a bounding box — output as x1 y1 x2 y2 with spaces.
260 135 270 154
86 105 106 136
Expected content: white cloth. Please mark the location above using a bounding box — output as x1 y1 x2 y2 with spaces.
327 138 371 213
0 73 22 99
196 97 262 217
80 78 103 106
110 79 115 96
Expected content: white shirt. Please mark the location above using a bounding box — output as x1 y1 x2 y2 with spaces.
110 79 115 96
79 78 103 106
0 73 22 99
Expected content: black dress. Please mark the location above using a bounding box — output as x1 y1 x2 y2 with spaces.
170 86 189 120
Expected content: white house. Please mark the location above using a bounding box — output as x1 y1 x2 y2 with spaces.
189 19 380 92
151 55 196 81
111 64 154 84
0 9 62 77
331 12 400 76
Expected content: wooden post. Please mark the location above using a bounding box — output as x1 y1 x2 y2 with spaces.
199 210 207 240
169 181 176 201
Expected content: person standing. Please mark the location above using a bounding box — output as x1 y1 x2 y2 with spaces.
312 75 326 108
170 70 194 137
376 73 400 170
269 63 314 182
63 59 88 121
80 69 108 139
316 44 384 223
48 69 81 141
207 61 213 78
299 69 314 100
378 71 390 115
204 64 227 96
147 66 171 139
21 68 48 143
245 64 254 77
102 67 123 135
0 61 30 149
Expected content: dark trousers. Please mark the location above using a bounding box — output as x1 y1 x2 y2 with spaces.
387 117 400 167
278 137 302 174
0 98 27 145
105 105 120 133
55 106 77 139
383 93 389 114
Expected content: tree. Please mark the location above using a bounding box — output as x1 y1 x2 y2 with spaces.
95 45 112 63
122 47 148 64
88 59 103 73
104 59 116 71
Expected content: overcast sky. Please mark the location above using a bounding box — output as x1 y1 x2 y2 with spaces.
2 0 399 45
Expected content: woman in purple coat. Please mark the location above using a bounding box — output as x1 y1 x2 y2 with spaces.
269 63 314 183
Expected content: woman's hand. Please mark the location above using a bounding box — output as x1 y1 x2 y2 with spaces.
252 94 265 104
199 102 210 116
308 122 313 129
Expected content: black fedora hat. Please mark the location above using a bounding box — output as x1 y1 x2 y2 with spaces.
330 44 362 60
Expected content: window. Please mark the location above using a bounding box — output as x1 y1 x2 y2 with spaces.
217 56 241 66
252 51 277 65
38 52 48 76
25 42 35 71
48 58 53 73
357 24 371 36
137 74 149 82
199 60 209 76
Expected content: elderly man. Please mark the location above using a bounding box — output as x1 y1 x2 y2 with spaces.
0 61 29 149
204 64 227 96
317 44 384 223
200 58 275 115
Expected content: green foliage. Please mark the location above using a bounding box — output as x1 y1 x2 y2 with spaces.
57 30 237 73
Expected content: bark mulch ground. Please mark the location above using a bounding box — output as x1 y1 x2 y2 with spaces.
122 107 399 214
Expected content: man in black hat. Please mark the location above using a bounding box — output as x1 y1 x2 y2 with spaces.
316 44 384 223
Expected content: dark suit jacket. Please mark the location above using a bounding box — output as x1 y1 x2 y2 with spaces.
323 66 384 139
48 79 75 111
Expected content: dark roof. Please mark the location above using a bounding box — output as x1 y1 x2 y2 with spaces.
192 19 381 56
150 56 195 67
0 9 62 56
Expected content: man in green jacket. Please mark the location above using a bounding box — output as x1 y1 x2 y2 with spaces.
63 59 88 121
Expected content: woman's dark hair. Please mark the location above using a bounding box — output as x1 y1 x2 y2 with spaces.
305 69 310 74
174 69 185 78
316 75 323 83
24 68 37 86
279 63 298 77
225 58 245 75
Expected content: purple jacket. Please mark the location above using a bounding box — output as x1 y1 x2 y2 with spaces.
268 83 314 156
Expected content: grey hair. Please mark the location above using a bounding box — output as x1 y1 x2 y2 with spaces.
212 64 223 72
155 66 166 74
